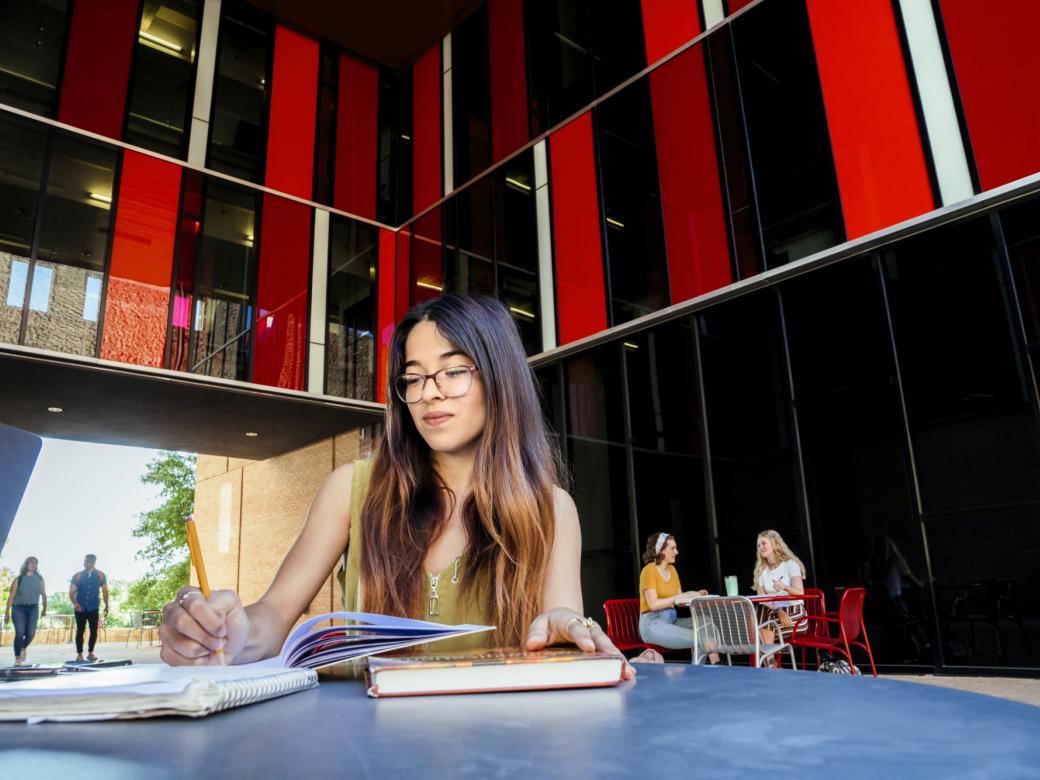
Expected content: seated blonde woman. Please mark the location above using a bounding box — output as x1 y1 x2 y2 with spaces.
752 529 807 654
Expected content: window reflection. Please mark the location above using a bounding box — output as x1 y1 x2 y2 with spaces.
125 0 201 159
24 133 116 356
0 113 47 344
325 216 377 401
0 0 70 117
188 180 258 380
207 4 271 183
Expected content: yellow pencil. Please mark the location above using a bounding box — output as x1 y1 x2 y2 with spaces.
185 516 225 665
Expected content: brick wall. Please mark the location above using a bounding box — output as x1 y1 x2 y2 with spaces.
192 430 371 627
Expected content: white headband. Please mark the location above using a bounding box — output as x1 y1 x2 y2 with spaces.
654 533 669 554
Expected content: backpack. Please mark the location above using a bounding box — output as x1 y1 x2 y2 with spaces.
818 653 861 675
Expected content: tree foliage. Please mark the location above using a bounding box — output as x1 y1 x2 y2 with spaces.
123 452 196 613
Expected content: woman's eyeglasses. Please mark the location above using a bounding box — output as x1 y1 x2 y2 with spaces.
395 365 479 404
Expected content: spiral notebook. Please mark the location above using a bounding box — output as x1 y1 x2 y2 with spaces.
0 664 319 723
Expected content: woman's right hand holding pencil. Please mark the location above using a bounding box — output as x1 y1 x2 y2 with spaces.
160 587 250 665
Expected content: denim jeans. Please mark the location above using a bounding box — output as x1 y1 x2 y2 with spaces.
11 604 39 657
639 608 698 649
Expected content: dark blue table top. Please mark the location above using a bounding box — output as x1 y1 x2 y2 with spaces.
1 663 1038 779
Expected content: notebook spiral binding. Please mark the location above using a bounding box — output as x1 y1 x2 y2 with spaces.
212 669 319 713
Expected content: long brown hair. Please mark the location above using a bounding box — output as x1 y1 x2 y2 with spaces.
359 295 565 645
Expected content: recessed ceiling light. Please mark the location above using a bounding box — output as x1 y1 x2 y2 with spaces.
47 406 63 413
245 432 259 437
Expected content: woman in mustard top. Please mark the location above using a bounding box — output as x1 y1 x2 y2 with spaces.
638 532 719 662
159 295 633 678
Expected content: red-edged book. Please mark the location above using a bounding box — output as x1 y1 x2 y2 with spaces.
365 648 625 697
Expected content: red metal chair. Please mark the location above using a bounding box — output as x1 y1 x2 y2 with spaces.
789 587 878 677
603 598 668 655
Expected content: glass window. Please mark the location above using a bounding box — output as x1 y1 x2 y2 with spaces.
24 133 117 356
782 257 933 666
312 46 338 207
444 179 495 298
698 290 808 587
207 3 272 183
451 4 491 186
564 342 625 444
125 0 201 158
882 216 1040 511
1000 194 1040 396
494 151 540 355
188 179 259 380
625 320 714 591
0 0 70 117
927 508 1040 669
730 0 844 268
167 169 204 371
411 207 443 306
0 113 47 344
326 216 378 401
525 0 646 134
595 79 668 324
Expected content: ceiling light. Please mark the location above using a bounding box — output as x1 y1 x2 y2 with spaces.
139 31 183 53
245 431 259 437
509 306 535 319
244 233 254 242
47 406 63 413
606 217 625 229
400 134 411 141
505 177 532 192
88 192 112 204
416 281 443 292
623 342 639 350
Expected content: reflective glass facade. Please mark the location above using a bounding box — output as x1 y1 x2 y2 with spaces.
3 0 1040 672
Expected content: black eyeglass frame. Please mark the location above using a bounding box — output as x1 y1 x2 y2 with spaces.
394 365 480 404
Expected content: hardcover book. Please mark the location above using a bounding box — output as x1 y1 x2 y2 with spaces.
366 648 626 697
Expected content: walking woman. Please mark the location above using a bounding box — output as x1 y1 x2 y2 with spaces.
4 556 46 666
159 295 633 677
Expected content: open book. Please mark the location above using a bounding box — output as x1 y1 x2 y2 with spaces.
0 612 492 722
366 648 625 697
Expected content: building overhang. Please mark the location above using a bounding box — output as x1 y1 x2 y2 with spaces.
245 0 484 69
0 345 384 458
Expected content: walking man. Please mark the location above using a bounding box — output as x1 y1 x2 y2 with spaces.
69 554 108 661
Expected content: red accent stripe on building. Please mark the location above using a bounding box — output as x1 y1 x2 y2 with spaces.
806 0 933 238
938 0 1040 191
58 0 138 138
334 54 379 219
641 0 701 65
549 112 607 344
488 0 530 162
726 0 754 12
395 228 412 322
413 45 442 213
265 25 320 199
101 150 182 367
650 46 731 303
377 227 396 403
253 195 311 389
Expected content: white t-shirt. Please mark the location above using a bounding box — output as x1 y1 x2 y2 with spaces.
758 558 803 611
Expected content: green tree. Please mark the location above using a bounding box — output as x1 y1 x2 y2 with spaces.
123 452 196 614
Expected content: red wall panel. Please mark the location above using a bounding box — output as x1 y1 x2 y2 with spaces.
550 112 607 344
938 0 1040 191
488 0 530 162
650 46 731 303
253 195 311 389
641 0 701 65
411 209 443 306
377 227 396 403
334 54 379 219
265 25 320 199
101 150 181 366
413 45 442 213
807 0 933 238
727 0 754 12
58 0 138 138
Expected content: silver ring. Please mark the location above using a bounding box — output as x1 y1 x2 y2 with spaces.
179 590 201 608
566 615 598 633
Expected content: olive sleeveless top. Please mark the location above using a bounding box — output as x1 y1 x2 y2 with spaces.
342 459 491 653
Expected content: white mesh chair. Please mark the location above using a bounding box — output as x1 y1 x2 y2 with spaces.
688 596 796 668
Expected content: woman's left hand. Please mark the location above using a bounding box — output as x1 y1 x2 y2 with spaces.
525 607 636 680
